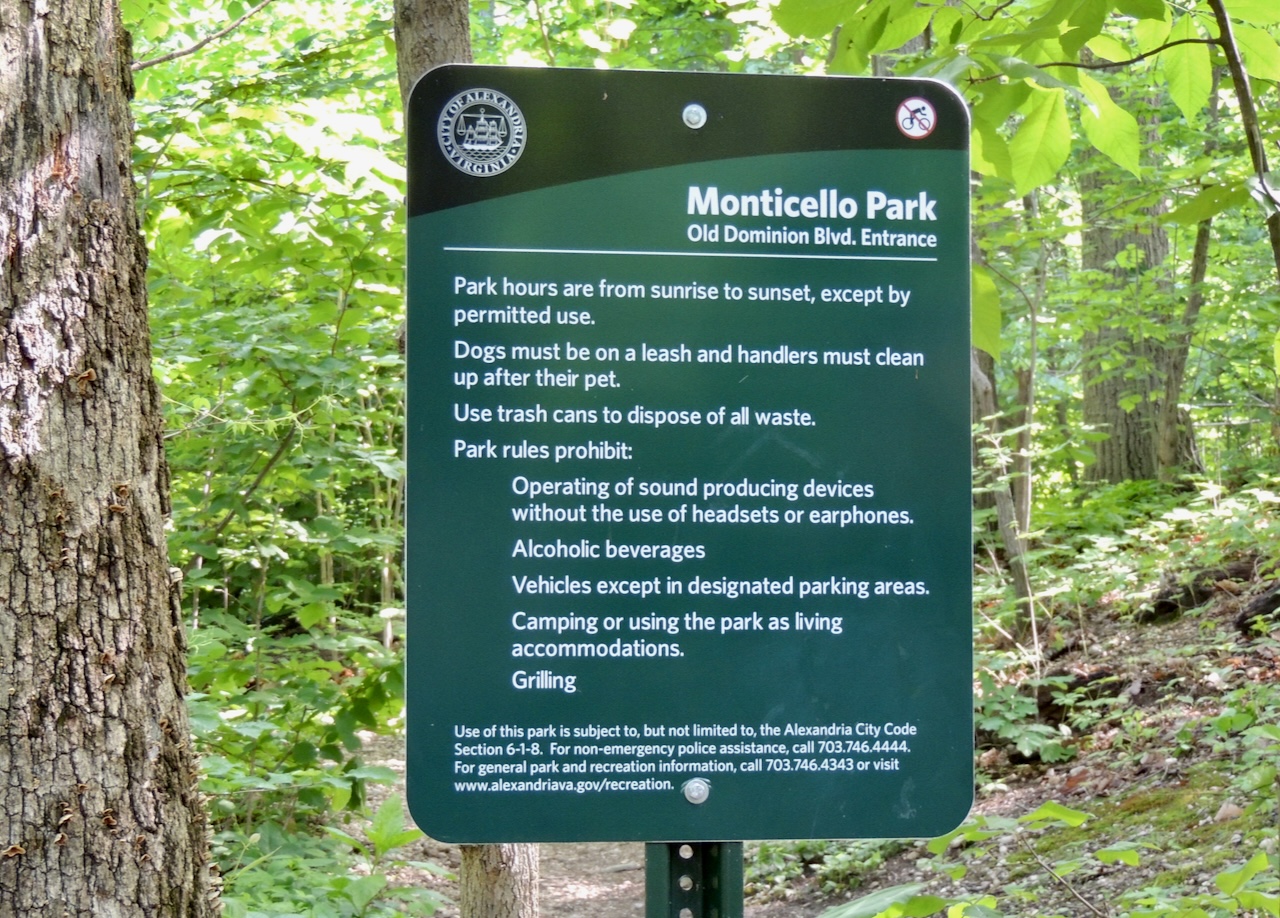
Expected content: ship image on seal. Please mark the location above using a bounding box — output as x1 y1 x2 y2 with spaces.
437 88 527 176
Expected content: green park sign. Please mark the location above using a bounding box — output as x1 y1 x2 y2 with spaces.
405 66 973 843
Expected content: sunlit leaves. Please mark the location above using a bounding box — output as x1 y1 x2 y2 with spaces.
972 265 1003 360
1085 32 1133 63
1113 0 1165 20
1163 14 1213 123
1076 72 1140 177
1227 0 1280 26
1165 182 1251 225
772 0 865 39
1133 13 1172 54
971 119 1013 182
1061 0 1109 58
869 0 933 56
475 0 811 73
1009 88 1071 196
130 0 406 633
1235 24 1280 81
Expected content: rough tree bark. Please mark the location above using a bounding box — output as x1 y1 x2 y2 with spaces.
1079 136 1171 483
0 1 215 916
393 2 540 916
394 0 473 104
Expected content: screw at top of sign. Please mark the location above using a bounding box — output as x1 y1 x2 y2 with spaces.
682 778 711 804
682 103 708 130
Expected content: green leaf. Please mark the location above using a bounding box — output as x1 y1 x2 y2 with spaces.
817 882 925 918
1215 851 1270 897
1077 72 1140 176
1061 0 1108 57
1238 762 1277 791
1009 88 1071 195
1165 182 1250 224
1095 844 1142 866
772 0 867 37
1233 890 1280 914
324 825 371 858
1228 0 1280 25
1134 15 1172 53
1085 33 1133 63
1114 0 1167 19
949 902 1002 917
872 0 933 54
1247 724 1280 743
1019 0 1079 37
1236 25 1280 81
1019 800 1090 827
972 81 1032 130
990 55 1081 93
340 874 388 912
971 120 1013 183
1163 14 1212 123
1274 327 1280 380
972 265 1002 359
927 825 968 855
294 602 330 629
368 794 425 857
1247 173 1280 217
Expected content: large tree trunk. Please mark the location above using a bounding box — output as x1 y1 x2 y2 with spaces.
1079 137 1170 483
394 0 472 103
393 3 540 916
459 844 540 918
0 2 215 915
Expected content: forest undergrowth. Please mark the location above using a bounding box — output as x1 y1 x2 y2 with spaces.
745 473 1280 918
187 470 1280 918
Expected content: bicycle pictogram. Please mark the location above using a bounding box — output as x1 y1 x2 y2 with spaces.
896 97 936 139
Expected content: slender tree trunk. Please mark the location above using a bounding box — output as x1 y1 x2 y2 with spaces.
393 3 540 916
0 1 215 915
1206 0 1280 288
972 354 1034 642
1156 218 1211 478
1152 72 1219 480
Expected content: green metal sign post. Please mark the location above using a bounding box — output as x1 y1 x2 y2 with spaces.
405 68 972 880
646 842 743 918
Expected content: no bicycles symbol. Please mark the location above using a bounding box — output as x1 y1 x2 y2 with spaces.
897 97 936 139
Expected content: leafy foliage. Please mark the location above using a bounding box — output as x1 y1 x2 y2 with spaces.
116 0 1280 913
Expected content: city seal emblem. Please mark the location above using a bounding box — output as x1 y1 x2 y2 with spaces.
437 88 527 176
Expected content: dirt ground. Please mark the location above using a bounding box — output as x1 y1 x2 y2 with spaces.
360 733 830 917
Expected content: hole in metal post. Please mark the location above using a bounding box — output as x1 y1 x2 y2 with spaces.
678 874 695 891
679 844 694 859
679 910 694 918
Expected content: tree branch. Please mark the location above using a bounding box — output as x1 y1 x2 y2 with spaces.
183 423 296 573
1038 38 1218 71
1018 835 1111 918
133 0 279 71
1206 0 1280 286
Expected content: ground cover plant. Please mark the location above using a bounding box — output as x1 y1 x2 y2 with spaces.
746 471 1280 917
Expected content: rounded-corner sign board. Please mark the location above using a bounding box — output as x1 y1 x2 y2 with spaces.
406 65 973 844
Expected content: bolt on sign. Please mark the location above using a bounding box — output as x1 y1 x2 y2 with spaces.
406 66 973 844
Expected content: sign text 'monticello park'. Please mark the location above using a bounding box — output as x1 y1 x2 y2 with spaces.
406 66 973 843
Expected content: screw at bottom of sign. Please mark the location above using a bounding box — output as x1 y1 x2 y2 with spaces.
682 103 707 129
682 778 711 804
